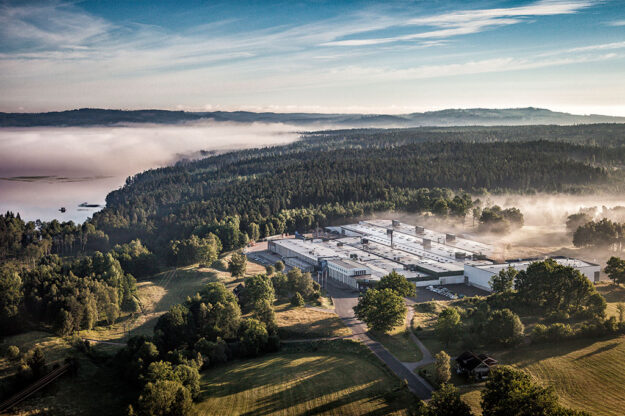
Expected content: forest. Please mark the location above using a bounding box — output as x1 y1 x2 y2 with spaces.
92 124 625 252
3 124 625 342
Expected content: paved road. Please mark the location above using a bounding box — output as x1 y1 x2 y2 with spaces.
326 280 433 399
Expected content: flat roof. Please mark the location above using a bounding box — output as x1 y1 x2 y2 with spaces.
362 219 495 257
327 258 368 270
471 257 599 274
271 238 338 259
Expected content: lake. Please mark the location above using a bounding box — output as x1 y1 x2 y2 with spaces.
0 122 300 223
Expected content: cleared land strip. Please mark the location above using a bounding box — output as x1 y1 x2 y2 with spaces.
0 363 71 413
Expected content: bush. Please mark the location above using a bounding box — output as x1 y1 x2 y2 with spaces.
238 318 269 357
194 337 228 367
137 380 193 416
265 265 275 275
484 308 524 346
546 322 573 340
211 259 227 271
291 292 305 307
6 345 20 361
274 261 285 272
531 324 548 343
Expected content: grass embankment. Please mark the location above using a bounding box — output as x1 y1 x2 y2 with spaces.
274 302 351 340
369 324 423 363
411 287 625 416
196 341 418 416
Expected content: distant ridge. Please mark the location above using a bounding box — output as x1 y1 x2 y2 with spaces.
1 107 624 127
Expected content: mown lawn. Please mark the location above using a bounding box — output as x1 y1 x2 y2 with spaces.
498 336 625 416
411 286 625 416
369 324 423 363
274 302 351 339
196 350 417 415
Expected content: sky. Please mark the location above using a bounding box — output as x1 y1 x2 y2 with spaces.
1 0 624 115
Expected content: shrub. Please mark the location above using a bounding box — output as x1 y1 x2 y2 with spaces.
546 323 573 340
531 324 548 343
484 308 524 346
291 292 305 307
238 318 269 357
6 345 20 361
211 259 227 271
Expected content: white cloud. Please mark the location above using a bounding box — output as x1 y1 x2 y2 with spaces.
0 2 112 49
323 0 596 47
606 19 625 26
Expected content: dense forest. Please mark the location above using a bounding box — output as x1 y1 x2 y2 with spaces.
92 124 625 253
3 124 625 340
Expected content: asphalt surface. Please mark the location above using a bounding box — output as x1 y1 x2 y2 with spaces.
326 280 433 400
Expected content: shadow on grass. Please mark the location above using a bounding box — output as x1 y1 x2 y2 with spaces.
495 336 623 368
199 351 415 415
277 315 349 339
573 341 620 361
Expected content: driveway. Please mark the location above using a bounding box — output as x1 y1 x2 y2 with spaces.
326 280 433 400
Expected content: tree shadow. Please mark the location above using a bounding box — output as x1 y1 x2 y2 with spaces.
574 341 620 361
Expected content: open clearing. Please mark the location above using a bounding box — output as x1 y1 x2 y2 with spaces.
274 302 351 339
196 350 416 415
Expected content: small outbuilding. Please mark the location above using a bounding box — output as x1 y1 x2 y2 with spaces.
456 351 497 380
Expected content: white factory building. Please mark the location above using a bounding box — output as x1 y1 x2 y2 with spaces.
268 220 601 292
463 257 602 292
326 258 371 289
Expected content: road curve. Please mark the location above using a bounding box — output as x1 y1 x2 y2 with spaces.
326 280 433 400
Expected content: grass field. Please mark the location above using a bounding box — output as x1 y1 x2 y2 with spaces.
369 324 423 363
0 331 71 380
79 256 268 347
274 302 351 340
2 257 271 414
596 283 625 320
411 286 625 416
196 350 416 415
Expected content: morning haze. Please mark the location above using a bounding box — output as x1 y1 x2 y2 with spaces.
2 1 625 415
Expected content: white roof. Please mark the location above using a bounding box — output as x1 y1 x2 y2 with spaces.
472 257 599 274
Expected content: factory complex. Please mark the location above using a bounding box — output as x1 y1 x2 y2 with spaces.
267 219 601 292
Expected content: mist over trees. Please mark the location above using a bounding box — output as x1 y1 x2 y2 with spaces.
90 126 621 253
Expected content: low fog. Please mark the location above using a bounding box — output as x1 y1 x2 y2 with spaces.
0 122 302 222
364 193 625 265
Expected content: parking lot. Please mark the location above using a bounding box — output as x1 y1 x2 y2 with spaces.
414 283 489 303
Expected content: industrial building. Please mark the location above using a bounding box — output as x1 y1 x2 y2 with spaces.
267 220 601 292
463 257 602 292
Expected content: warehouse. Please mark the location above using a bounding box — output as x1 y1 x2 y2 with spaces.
464 257 602 292
268 220 599 293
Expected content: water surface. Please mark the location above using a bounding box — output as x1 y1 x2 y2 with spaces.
0 122 300 222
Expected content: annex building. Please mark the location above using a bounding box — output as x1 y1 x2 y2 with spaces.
267 219 601 292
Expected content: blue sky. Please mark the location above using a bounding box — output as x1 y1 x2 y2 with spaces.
1 0 624 114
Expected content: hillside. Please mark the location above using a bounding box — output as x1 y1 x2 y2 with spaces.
1 107 625 127
90 124 625 252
